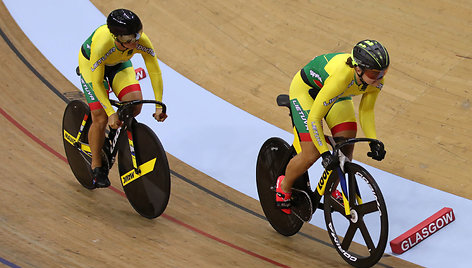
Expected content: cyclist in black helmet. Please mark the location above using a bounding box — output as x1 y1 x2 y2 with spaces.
78 8 167 188
276 40 389 214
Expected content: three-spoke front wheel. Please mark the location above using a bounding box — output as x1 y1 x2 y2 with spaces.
324 163 388 267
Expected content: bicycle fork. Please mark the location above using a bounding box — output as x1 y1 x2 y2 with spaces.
317 167 363 217
127 130 139 173
119 128 157 187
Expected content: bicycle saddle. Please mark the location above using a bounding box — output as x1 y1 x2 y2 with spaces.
277 94 290 108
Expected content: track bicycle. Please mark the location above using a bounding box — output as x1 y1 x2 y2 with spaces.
62 98 171 219
256 94 388 267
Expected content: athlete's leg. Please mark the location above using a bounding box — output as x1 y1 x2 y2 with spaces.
326 98 357 160
89 108 108 169
282 141 320 193
78 52 112 187
78 52 108 170
120 90 143 116
88 107 111 187
111 64 143 116
332 127 356 160
276 71 319 213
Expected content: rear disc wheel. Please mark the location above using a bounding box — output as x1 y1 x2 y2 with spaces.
62 100 95 189
256 137 303 236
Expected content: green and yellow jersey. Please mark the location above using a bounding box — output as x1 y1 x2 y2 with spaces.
291 53 384 154
79 25 163 116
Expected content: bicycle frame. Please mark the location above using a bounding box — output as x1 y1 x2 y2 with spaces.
118 125 157 186
63 99 167 187
63 113 93 159
62 112 120 166
63 113 92 158
313 156 357 216
286 136 374 217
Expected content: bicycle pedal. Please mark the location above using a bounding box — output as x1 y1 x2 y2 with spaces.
291 189 313 222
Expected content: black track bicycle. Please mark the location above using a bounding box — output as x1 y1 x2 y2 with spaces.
62 99 171 219
256 94 388 267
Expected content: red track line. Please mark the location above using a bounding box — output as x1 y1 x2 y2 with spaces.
0 107 68 163
0 106 289 268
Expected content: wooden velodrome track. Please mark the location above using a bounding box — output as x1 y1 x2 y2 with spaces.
1 0 470 267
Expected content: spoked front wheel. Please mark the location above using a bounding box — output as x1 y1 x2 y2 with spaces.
256 137 303 236
118 121 171 219
324 163 388 267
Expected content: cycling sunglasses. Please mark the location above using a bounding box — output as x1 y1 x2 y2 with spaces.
116 32 141 44
363 68 388 80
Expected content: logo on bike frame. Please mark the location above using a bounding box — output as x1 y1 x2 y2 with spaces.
121 158 157 186
316 169 332 195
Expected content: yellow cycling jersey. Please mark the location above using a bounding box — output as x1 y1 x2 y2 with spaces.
299 53 384 154
80 25 163 116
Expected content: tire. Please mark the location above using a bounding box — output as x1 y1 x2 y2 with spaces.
62 100 95 189
256 137 303 236
324 163 388 267
118 121 171 219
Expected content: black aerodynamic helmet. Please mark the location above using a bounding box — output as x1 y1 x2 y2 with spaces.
352 40 390 70
107 9 142 36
